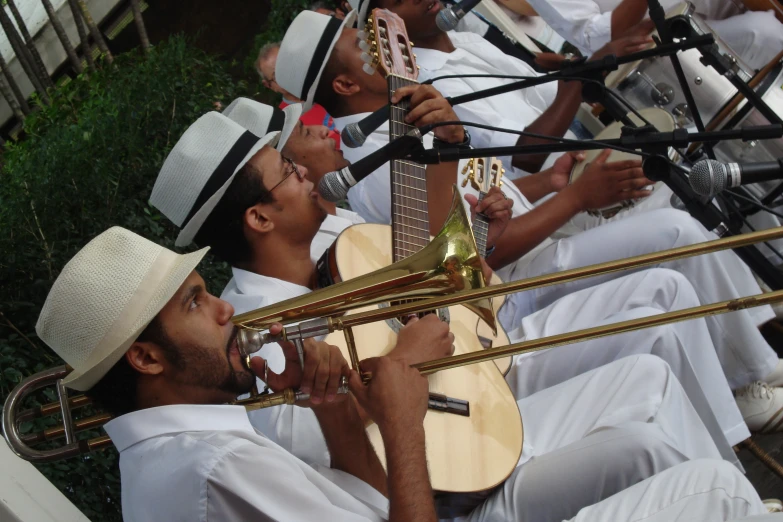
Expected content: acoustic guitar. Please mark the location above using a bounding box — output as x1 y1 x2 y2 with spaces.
316 9 522 495
462 157 513 376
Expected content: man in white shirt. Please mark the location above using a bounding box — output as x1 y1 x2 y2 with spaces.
221 97 366 263
276 9 783 431
524 0 783 69
34 226 771 522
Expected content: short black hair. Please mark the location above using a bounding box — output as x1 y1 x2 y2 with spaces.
85 316 174 417
193 159 275 266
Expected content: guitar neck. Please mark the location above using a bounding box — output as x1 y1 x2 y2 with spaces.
473 191 491 257
389 75 429 263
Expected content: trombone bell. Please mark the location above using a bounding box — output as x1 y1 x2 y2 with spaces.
233 187 497 334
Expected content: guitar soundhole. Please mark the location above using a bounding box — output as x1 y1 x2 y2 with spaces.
378 303 450 334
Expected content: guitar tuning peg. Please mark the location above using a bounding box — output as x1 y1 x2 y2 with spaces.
358 40 371 52
357 30 367 40
417 65 420 70
410 41 414 47
413 53 417 60
461 177 470 188
362 62 377 75
360 52 374 64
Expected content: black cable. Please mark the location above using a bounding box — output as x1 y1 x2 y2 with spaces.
424 73 653 126
426 120 664 160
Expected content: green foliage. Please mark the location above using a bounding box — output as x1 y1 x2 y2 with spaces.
0 36 248 520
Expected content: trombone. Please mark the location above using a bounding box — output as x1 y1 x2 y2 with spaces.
5 225 783 462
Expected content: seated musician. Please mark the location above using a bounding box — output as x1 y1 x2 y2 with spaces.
148 108 759 519
274 9 783 433
521 0 783 70
34 228 771 521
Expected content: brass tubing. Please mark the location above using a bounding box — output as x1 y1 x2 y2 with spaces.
16 395 93 424
240 290 783 411
413 291 783 375
331 228 783 330
21 413 112 445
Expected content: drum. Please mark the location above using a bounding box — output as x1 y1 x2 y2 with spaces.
605 3 753 127
570 107 679 218
712 61 783 164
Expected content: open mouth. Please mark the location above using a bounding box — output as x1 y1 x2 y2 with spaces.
427 1 440 14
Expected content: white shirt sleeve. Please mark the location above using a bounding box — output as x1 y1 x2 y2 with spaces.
526 0 613 54
206 442 386 522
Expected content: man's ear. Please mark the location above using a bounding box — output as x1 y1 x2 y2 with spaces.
125 342 166 377
244 204 275 235
333 73 360 98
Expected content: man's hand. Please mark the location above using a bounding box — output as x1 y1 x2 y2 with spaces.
249 323 350 406
348 356 430 433
546 151 587 193
534 52 571 71
464 186 514 251
591 23 654 59
388 314 455 366
565 149 653 211
391 84 465 144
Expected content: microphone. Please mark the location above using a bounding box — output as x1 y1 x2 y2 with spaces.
341 104 389 148
319 131 424 202
436 0 484 32
689 158 783 197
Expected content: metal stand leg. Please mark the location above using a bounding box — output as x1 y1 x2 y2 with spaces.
739 437 783 480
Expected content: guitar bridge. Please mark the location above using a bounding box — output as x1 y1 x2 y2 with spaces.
428 393 470 417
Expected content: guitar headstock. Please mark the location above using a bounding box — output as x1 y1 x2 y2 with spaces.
461 158 505 194
358 9 418 80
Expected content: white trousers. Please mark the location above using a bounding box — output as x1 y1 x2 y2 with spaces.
501 208 778 389
461 355 728 522
503 268 748 448
565 459 766 522
708 10 783 70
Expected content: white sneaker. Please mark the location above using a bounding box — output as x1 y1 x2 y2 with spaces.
735 382 783 433
764 499 783 513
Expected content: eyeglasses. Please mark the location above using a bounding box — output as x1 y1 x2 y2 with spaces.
269 156 305 193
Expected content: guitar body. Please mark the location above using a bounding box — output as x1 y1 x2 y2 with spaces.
479 274 513 375
322 223 522 494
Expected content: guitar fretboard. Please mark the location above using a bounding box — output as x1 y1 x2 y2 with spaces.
389 74 429 263
473 192 490 256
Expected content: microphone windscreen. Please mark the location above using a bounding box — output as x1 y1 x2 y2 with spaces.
436 8 459 32
690 159 727 197
341 123 365 149
319 171 350 203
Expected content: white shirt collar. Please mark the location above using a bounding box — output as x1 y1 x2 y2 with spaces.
104 404 255 452
413 31 481 72
231 267 311 300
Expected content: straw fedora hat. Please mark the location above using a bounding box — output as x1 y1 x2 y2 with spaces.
36 227 208 391
150 112 280 247
222 98 302 151
276 9 358 111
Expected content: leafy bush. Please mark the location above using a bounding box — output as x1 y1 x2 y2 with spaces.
0 35 248 520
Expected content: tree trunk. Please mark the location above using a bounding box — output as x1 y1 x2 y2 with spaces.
0 6 50 104
0 52 29 116
129 0 150 53
76 0 113 64
40 0 83 74
6 0 54 89
67 0 95 72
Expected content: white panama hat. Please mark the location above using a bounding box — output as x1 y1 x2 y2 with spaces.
276 9 358 111
222 98 302 151
150 111 280 247
36 227 208 391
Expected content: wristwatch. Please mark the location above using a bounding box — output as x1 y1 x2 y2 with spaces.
433 127 471 149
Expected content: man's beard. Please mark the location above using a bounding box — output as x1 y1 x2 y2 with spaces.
161 327 256 397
